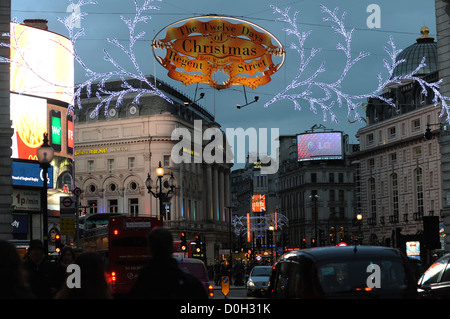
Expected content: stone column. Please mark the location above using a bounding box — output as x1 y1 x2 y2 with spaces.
0 0 13 240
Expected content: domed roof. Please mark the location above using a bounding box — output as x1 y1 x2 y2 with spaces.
392 26 437 78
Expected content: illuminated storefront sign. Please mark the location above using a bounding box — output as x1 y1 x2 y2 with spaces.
153 16 285 90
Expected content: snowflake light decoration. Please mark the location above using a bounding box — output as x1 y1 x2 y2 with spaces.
265 5 450 124
59 0 173 116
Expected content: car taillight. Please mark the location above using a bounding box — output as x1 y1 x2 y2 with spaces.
208 285 214 298
111 272 117 282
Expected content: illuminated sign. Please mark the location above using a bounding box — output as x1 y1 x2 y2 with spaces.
297 132 343 161
406 241 421 260
75 146 129 156
252 194 266 213
12 161 53 188
153 16 285 90
9 23 74 104
10 94 47 161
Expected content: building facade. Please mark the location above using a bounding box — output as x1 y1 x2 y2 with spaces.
276 127 359 249
435 0 450 252
74 76 232 265
352 28 444 252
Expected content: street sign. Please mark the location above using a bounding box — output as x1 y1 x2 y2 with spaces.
60 196 76 215
60 218 76 236
221 276 230 297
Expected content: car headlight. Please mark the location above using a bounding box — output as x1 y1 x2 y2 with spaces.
248 280 255 287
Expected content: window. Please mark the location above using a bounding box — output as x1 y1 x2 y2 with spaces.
329 173 334 183
414 147 422 158
390 153 397 164
369 178 376 218
108 199 118 213
129 198 138 216
128 157 135 170
389 126 396 138
392 173 399 217
368 159 375 170
108 159 115 171
87 200 97 214
412 119 421 131
338 190 345 201
420 258 449 285
163 155 170 167
338 173 344 183
88 160 94 172
416 168 424 213
367 134 374 145
329 190 335 201
311 173 317 183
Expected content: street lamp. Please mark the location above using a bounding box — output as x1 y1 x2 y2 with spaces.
36 132 54 254
309 192 319 247
145 161 175 220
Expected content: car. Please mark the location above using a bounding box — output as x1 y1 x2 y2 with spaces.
267 246 418 299
176 257 214 298
247 265 272 296
417 253 450 299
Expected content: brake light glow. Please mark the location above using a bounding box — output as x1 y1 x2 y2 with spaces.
113 229 119 235
208 285 214 298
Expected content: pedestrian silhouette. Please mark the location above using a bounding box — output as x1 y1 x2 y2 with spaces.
0 240 35 299
22 239 57 298
129 228 207 299
54 246 76 291
55 251 112 299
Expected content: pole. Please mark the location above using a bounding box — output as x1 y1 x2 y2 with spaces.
42 165 48 254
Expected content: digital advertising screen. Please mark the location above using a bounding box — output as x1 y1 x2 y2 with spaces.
9 22 74 105
252 194 266 213
10 93 47 161
297 132 343 161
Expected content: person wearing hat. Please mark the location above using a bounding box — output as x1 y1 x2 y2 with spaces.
23 240 58 298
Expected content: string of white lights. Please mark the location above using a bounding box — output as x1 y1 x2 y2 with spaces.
265 4 450 124
58 0 173 115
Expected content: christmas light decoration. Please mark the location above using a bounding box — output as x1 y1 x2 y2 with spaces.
266 5 450 124
58 0 173 116
232 212 288 237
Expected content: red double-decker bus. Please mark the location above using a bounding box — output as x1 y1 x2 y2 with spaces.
83 214 163 295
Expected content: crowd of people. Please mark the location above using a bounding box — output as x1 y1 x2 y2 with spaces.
0 228 208 299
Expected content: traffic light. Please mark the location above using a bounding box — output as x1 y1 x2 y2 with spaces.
330 226 336 244
180 232 187 251
266 229 273 247
55 234 62 253
301 237 306 248
311 237 316 247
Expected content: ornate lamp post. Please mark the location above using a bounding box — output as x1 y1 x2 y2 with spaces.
145 161 175 219
36 133 54 254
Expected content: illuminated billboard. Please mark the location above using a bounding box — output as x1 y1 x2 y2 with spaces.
153 16 285 90
252 194 266 213
12 161 53 188
10 93 47 161
9 22 74 104
297 132 343 161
